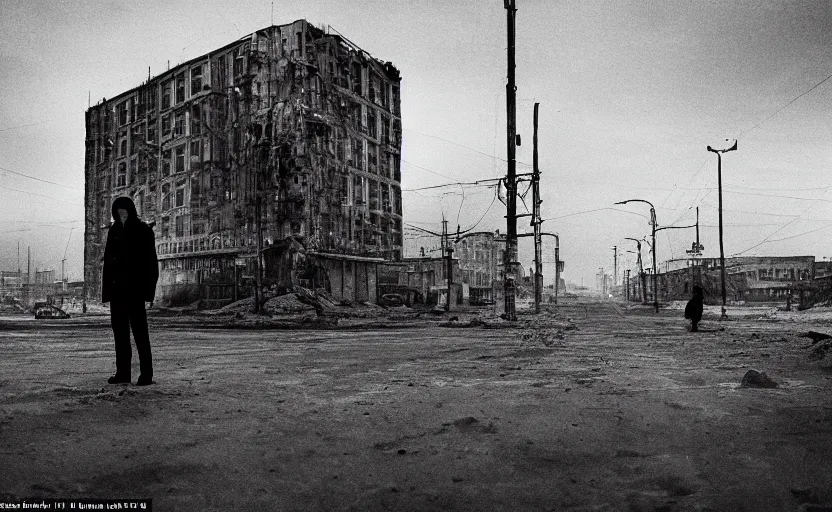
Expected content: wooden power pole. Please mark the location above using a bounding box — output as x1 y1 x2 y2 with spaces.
532 103 542 313
503 0 518 321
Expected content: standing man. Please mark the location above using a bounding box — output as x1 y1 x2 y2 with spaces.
684 285 704 333
102 197 159 385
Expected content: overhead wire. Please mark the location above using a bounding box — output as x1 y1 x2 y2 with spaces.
0 165 84 191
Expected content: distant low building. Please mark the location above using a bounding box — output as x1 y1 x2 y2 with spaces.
646 256 816 304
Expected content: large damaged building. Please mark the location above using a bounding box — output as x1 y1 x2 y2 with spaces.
84 20 403 305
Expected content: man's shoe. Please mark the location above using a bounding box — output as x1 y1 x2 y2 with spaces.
136 375 154 386
107 373 130 384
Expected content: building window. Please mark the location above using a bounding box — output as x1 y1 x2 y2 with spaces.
129 158 137 183
367 111 376 139
174 113 184 137
118 102 128 126
351 62 362 95
175 186 185 208
161 217 169 238
162 184 171 210
162 81 171 109
190 139 200 159
217 55 227 89
175 73 185 103
191 65 203 94
368 143 377 172
147 121 156 144
233 55 244 77
175 146 185 173
117 162 127 188
175 216 184 237
380 116 389 144
162 149 171 176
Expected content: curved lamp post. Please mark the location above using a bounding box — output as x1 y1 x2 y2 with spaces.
616 199 657 312
624 237 647 304
707 139 737 319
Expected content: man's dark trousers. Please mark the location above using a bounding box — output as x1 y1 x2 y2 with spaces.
110 296 152 378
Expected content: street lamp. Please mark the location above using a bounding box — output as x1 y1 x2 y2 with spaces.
624 237 647 304
707 139 737 319
616 199 658 312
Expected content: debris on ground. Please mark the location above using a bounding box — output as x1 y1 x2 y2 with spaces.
740 369 779 389
803 331 832 343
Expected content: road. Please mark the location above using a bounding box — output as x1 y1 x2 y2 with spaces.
1 299 831 511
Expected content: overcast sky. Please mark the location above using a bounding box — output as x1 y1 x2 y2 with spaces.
2 0 832 288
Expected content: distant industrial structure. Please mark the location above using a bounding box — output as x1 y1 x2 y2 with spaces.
84 20 402 305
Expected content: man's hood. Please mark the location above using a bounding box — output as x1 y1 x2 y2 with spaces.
111 196 138 225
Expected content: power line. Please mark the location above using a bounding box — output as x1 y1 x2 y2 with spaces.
0 165 84 192
738 70 832 139
403 178 501 192
400 158 458 183
0 183 84 206
404 128 532 167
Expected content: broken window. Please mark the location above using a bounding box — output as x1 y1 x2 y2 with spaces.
191 104 201 135
367 111 376 139
233 54 244 77
162 80 171 109
380 116 389 144
175 146 185 173
162 184 171 210
162 149 171 176
217 55 227 89
191 65 203 95
118 102 128 126
392 86 400 115
393 155 401 182
175 73 186 103
147 121 156 144
175 185 185 208
117 162 127 188
367 143 377 173
351 62 362 95
174 113 185 136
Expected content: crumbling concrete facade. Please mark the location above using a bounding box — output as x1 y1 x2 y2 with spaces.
454 230 505 304
84 20 403 305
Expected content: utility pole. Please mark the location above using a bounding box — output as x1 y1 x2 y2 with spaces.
443 219 452 311
532 103 542 313
553 234 560 305
707 140 737 319
503 0 518 321
613 245 618 288
626 269 630 301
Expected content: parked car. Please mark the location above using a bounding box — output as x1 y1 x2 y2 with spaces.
33 303 70 319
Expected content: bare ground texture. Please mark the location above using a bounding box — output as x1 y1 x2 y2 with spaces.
1 299 831 511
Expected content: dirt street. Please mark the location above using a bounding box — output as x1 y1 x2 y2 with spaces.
1 299 831 511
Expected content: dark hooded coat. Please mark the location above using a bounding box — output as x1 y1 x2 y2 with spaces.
102 197 159 303
684 286 704 323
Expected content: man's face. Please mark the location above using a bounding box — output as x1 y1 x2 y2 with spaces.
117 208 128 225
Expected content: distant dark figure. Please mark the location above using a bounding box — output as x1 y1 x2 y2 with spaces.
102 197 159 386
684 285 704 332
